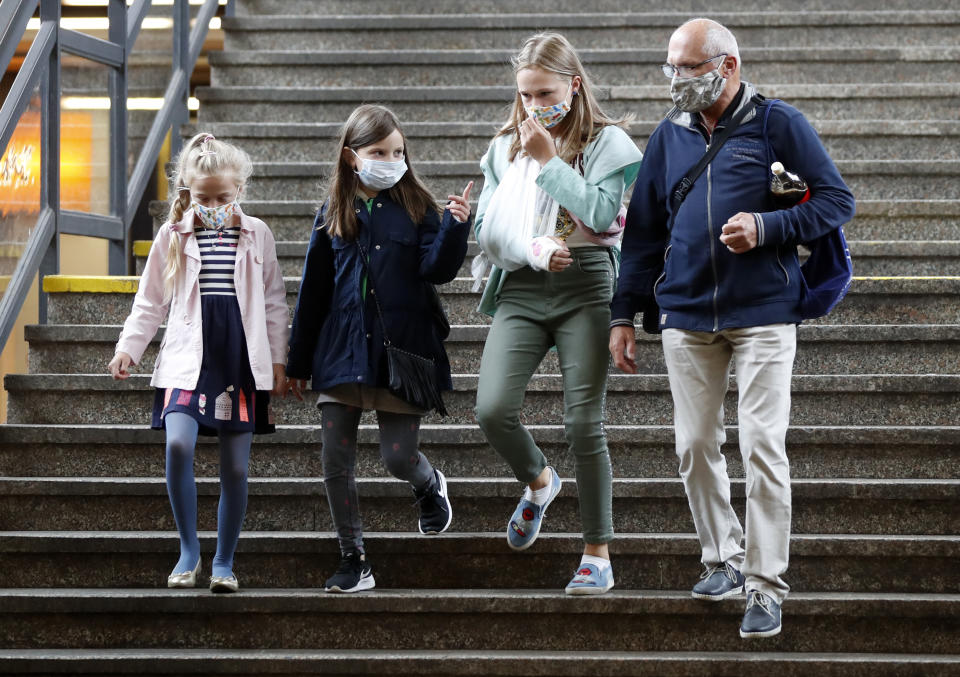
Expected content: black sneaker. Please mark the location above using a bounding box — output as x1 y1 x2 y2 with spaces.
414 469 453 535
324 551 375 593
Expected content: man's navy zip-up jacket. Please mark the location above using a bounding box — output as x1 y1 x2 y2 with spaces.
611 83 856 332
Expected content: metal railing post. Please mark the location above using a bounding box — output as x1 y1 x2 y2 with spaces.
108 0 129 275
170 0 190 163
38 0 61 324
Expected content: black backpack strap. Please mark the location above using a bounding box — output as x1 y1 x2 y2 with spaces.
670 93 765 213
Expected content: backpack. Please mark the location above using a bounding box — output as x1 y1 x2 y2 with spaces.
761 100 854 320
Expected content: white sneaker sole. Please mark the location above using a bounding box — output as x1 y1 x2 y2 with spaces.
325 573 376 594
739 623 782 639
565 580 614 596
691 584 744 601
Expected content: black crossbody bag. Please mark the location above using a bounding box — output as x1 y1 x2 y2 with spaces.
357 241 448 416
641 94 763 333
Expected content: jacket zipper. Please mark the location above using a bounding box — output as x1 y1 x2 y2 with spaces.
706 147 720 332
653 244 671 303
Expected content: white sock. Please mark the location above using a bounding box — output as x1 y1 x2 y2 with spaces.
522 469 556 505
579 554 611 573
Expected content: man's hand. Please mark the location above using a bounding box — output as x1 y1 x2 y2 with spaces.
719 212 758 254
609 325 638 374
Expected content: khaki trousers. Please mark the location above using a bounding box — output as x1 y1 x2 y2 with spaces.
662 323 796 603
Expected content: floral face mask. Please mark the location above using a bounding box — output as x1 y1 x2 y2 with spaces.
192 192 239 230
525 82 574 129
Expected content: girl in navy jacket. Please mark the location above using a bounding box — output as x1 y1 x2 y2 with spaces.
286 104 472 593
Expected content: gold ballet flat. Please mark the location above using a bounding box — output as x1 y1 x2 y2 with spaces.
209 574 239 594
167 557 201 588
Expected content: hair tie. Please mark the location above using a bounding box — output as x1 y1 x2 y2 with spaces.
198 133 217 157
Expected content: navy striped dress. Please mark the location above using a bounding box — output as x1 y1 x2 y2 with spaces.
151 225 274 435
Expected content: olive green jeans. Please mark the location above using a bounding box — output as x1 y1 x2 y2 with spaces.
475 247 615 544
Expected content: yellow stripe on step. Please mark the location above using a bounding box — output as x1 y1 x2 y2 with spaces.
853 276 960 280
132 241 152 257
42 276 140 293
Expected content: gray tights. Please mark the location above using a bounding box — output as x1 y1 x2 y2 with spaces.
321 403 435 554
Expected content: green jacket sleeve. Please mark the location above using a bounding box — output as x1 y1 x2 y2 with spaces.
534 125 643 232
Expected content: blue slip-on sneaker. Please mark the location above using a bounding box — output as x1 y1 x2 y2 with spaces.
506 466 561 551
740 590 782 638
691 561 745 601
564 562 614 595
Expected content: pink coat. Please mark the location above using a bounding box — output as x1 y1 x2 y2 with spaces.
116 208 288 391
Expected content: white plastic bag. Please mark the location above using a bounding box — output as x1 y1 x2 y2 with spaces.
473 154 559 290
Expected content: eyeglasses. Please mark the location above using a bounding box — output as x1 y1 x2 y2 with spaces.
660 54 727 79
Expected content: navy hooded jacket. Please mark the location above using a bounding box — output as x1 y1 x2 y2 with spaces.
286 192 470 392
611 83 856 332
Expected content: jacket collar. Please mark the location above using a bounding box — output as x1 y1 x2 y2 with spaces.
667 81 759 130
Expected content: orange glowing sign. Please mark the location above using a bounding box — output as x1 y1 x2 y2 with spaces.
0 109 98 216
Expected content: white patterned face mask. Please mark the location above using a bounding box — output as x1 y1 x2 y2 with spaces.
524 82 574 129
351 149 407 190
192 193 239 230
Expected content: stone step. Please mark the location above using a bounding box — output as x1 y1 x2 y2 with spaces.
5 373 959 427
2 424 955 481
196 83 960 124
222 11 960 51
134 238 960 278
0 586 956 653
235 160 960 202
2 477 955 536
3 649 959 677
182 120 960 163
0 532 956 593
207 47 960 88
150 198 960 243
42 275 960 327
24 323 960 377
236 0 957 16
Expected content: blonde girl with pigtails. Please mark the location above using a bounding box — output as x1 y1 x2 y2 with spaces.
472 33 643 594
109 133 289 593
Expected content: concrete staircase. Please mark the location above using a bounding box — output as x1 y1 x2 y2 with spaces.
2 1 959 673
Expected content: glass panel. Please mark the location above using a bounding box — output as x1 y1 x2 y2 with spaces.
0 82 43 283
60 53 112 216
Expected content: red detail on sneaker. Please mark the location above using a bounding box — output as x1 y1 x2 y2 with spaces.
522 508 534 521
577 567 592 576
511 522 526 537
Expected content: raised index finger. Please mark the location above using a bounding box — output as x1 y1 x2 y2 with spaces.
462 181 474 203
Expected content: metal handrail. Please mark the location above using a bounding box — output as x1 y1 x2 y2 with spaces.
0 0 230 355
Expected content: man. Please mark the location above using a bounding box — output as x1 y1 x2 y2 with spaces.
609 18 855 638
